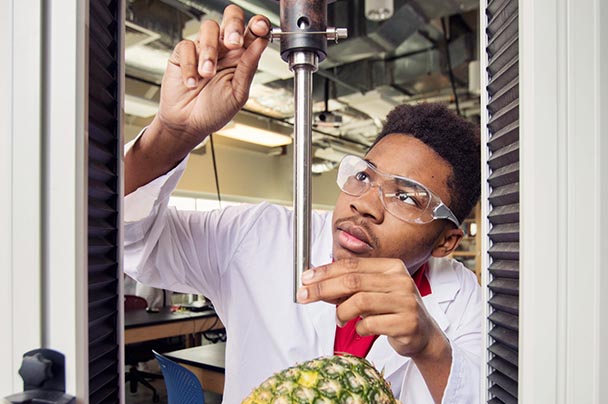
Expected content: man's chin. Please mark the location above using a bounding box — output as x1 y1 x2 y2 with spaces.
332 246 373 261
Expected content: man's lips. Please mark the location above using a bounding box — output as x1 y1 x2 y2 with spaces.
336 223 373 254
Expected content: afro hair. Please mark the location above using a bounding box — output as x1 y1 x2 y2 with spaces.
370 103 481 223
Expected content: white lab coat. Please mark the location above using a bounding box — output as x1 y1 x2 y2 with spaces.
124 157 482 404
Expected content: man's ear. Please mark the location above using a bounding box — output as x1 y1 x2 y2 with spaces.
431 227 464 258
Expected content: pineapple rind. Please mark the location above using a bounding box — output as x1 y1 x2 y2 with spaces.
242 354 397 403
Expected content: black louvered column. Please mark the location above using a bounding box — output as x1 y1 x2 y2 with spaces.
485 0 520 402
88 1 123 403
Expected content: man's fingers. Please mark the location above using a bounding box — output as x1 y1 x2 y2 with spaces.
244 16 271 48
232 36 268 103
197 19 221 78
297 272 402 303
336 292 415 326
168 40 199 88
356 313 406 337
302 258 410 286
220 4 246 49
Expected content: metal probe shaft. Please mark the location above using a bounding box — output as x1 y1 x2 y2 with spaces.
290 51 318 302
276 0 346 302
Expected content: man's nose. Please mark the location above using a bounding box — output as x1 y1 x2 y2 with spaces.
350 184 385 222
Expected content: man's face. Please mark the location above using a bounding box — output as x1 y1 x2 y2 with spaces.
331 134 455 271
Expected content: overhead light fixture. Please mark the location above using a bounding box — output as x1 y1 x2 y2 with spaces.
365 0 394 21
215 122 293 148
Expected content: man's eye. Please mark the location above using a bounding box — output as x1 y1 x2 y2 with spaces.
354 171 369 182
395 191 417 205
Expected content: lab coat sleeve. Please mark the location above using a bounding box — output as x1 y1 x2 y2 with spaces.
123 137 264 303
441 269 482 404
398 266 482 404
440 339 481 403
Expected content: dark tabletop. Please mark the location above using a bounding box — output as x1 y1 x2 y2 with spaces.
124 306 218 329
164 342 226 373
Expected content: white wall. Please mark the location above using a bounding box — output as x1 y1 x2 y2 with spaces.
519 0 607 402
177 143 340 207
125 122 341 208
0 0 90 400
599 0 608 399
0 0 44 397
44 0 89 400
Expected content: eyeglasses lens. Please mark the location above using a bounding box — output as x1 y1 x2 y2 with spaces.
337 156 436 223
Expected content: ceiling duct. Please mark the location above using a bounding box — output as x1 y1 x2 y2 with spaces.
125 0 476 95
132 0 477 66
375 32 468 88
270 31 474 108
322 0 477 66
123 0 481 155
128 0 193 47
125 21 161 48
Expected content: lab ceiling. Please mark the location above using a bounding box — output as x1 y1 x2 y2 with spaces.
124 0 481 163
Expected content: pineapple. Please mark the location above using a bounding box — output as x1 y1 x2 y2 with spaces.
242 354 397 404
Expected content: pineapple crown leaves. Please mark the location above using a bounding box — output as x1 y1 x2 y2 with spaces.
242 354 397 404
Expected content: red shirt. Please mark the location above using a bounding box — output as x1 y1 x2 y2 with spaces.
333 262 432 357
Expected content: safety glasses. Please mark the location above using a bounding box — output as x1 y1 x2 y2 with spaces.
336 155 460 227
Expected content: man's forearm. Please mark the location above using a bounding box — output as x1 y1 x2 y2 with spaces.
124 118 201 195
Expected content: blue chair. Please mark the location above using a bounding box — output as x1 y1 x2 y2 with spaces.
153 351 205 404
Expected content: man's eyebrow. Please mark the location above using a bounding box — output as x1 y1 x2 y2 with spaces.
364 159 377 169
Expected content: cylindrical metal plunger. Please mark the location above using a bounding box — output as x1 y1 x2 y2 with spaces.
280 0 327 302
290 52 318 303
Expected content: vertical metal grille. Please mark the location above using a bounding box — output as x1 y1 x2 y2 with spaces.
485 0 519 402
88 0 122 402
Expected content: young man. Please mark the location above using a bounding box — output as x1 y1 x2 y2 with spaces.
124 6 481 403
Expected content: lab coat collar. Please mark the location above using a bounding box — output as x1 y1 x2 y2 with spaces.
425 257 460 303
